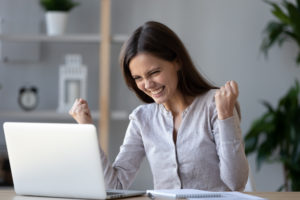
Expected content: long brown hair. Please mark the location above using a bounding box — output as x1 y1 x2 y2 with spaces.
120 21 217 103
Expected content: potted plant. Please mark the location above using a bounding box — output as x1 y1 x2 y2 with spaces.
245 81 300 191
39 0 80 35
245 0 300 191
260 0 300 64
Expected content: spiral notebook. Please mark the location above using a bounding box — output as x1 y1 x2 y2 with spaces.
146 189 267 199
147 189 222 199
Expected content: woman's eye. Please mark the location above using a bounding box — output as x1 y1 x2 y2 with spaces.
151 71 160 75
133 76 141 81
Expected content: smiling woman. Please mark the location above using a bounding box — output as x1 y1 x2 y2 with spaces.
69 21 248 191
129 53 180 106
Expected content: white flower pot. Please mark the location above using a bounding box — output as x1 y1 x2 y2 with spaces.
45 11 68 35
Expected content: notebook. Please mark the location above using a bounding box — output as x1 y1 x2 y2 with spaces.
146 189 267 200
147 189 223 198
3 122 145 199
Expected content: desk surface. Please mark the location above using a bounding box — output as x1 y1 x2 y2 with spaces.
0 188 300 200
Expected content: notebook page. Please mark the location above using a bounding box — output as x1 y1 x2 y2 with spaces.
147 189 223 198
188 192 267 200
147 189 267 200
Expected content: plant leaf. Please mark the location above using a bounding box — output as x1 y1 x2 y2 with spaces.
261 21 287 56
297 52 300 64
284 1 300 40
261 100 275 113
264 0 291 25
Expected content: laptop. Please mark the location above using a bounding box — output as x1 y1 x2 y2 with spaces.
3 122 145 199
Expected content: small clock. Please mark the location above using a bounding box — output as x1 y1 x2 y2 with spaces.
18 86 38 111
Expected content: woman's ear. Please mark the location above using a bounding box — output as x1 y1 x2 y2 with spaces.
173 58 181 71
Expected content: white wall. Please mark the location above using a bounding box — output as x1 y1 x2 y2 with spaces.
111 0 300 191
0 0 299 191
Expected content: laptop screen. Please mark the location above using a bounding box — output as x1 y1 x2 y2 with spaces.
4 122 107 199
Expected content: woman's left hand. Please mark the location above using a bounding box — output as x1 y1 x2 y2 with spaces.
215 80 239 120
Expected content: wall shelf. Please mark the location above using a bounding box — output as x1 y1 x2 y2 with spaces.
0 34 128 43
0 110 129 121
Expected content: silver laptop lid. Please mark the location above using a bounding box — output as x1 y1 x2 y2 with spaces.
4 122 107 199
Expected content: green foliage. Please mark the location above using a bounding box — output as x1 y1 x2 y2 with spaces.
244 80 300 191
248 0 300 191
40 0 79 12
261 0 300 64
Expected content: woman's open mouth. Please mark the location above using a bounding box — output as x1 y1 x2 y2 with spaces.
150 86 164 98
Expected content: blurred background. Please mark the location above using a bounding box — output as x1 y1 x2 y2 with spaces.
0 0 299 191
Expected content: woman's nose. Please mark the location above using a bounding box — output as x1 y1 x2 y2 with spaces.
144 78 154 90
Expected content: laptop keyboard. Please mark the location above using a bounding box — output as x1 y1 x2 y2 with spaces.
107 192 123 195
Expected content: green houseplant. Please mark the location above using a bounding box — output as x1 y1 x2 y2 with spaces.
39 0 80 35
245 0 300 191
260 0 300 64
245 81 300 191
40 0 79 12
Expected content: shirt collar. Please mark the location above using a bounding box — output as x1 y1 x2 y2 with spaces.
158 97 198 118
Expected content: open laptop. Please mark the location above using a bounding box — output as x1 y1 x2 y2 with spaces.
3 122 145 199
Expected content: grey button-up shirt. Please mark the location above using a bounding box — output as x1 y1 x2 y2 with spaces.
100 90 249 191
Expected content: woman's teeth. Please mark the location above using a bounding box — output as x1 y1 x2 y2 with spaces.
151 87 164 95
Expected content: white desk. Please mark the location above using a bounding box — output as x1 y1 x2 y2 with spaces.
1 188 300 200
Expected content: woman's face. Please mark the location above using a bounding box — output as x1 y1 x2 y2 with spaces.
129 53 180 105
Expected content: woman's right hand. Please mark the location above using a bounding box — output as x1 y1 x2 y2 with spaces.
69 98 93 124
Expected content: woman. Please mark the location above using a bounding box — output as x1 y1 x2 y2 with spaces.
69 21 249 191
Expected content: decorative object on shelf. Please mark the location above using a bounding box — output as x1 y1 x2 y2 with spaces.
39 0 80 35
245 0 300 191
57 54 87 113
18 86 39 111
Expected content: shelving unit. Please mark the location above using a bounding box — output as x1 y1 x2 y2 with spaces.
0 110 128 121
99 0 111 155
0 34 127 43
0 0 119 155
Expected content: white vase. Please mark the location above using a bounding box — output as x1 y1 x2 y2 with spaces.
45 11 68 35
